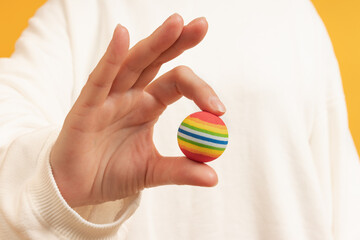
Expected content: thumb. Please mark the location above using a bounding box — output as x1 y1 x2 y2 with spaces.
147 156 218 188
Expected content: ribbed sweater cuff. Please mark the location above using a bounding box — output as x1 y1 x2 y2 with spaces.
27 130 140 239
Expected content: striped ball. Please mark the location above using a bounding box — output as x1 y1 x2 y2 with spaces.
177 111 228 162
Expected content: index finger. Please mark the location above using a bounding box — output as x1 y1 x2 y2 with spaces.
110 13 184 94
145 66 226 116
76 24 129 108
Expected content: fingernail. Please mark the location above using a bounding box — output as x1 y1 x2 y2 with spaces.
166 13 183 23
166 13 176 21
113 24 123 38
189 16 207 26
198 16 207 22
209 96 226 113
171 13 180 19
115 23 122 31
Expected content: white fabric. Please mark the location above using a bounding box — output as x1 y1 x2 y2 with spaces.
0 0 359 239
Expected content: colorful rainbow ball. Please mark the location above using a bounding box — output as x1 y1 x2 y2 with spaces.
177 111 228 163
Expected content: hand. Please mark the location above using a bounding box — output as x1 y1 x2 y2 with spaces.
50 14 226 207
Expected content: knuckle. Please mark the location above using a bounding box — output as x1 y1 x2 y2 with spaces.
123 60 142 74
148 42 159 56
174 65 192 73
172 65 192 79
104 55 120 67
87 74 111 90
149 60 162 70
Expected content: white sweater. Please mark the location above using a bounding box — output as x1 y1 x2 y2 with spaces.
0 0 359 239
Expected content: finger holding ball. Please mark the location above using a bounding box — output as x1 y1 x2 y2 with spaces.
177 111 228 162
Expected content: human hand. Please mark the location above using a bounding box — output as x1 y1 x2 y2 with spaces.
50 14 226 207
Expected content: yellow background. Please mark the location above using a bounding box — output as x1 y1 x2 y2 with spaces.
0 0 359 155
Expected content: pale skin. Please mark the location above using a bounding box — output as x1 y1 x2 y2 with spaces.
50 14 226 207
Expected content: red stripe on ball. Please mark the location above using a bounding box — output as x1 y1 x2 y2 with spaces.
180 148 216 163
189 111 225 125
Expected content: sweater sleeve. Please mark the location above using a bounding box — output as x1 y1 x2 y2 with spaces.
0 0 139 239
310 97 360 240
308 19 360 239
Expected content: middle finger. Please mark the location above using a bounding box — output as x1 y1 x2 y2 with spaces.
132 17 208 89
